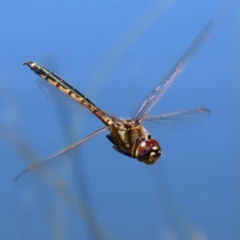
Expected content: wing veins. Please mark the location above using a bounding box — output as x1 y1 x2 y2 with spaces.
143 108 210 127
14 126 107 183
132 21 211 121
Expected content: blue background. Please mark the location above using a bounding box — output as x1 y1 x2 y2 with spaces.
0 1 239 239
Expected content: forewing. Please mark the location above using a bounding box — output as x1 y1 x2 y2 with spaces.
143 108 210 129
14 126 107 184
132 22 211 121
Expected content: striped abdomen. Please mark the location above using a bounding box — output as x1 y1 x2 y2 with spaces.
24 61 113 126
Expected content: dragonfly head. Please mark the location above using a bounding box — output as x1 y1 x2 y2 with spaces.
136 139 161 164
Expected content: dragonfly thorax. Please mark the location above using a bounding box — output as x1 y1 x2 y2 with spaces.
107 120 161 164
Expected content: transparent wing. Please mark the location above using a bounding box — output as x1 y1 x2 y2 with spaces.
36 78 94 117
143 108 210 128
14 126 107 184
132 21 211 121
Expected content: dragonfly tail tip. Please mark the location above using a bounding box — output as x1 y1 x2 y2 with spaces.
23 61 34 67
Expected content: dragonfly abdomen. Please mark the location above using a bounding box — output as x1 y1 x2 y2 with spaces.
24 61 113 126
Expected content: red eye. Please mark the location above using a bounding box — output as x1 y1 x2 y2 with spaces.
136 139 161 164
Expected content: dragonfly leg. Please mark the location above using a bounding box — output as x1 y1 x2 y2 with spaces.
107 134 136 158
112 145 134 157
106 134 115 145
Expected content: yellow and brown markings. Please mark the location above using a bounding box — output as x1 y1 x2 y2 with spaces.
108 121 147 158
23 61 113 126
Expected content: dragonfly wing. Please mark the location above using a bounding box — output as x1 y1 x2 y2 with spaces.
14 126 108 184
132 22 211 121
143 108 210 129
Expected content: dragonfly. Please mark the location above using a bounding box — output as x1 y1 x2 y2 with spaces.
15 22 211 182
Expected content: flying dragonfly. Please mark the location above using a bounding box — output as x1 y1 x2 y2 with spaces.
15 22 211 182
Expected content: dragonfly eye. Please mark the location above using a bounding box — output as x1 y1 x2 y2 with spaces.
136 139 161 164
